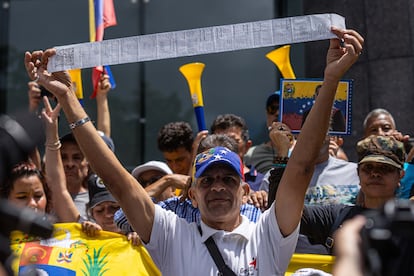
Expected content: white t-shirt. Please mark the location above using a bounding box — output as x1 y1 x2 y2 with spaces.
305 156 360 205
72 191 89 221
144 203 299 276
260 156 360 205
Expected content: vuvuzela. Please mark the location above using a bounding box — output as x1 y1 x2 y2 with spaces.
179 62 207 131
266 45 296 79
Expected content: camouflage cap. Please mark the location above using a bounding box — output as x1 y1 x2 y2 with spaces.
356 135 405 169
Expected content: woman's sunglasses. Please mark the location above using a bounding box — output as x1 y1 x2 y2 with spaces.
266 104 279 115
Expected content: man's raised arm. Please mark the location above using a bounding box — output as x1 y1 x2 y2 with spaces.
275 27 364 236
24 49 155 243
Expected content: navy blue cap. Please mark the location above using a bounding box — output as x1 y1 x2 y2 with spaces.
60 131 115 152
194 146 244 179
87 174 116 208
266 91 280 107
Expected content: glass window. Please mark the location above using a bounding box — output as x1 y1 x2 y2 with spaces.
5 0 302 169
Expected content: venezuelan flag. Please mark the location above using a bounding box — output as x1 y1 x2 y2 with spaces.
89 0 117 99
10 224 333 275
68 69 84 105
285 253 334 275
10 223 161 275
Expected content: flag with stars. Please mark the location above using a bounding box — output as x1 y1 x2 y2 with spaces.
194 146 244 179
10 223 160 275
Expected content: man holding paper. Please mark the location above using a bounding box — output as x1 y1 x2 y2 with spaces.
25 26 363 275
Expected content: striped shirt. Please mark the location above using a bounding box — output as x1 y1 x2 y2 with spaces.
114 196 262 233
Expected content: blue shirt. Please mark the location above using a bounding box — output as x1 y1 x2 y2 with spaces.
396 162 414 199
114 196 262 233
245 165 265 191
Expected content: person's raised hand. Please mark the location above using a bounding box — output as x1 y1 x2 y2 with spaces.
268 122 293 156
390 129 410 144
41 96 61 130
165 174 191 190
328 137 340 157
27 81 42 113
191 130 209 156
179 175 193 201
97 73 112 97
325 28 364 82
24 49 72 99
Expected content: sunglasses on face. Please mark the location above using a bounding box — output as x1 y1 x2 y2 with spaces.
197 174 241 188
359 163 399 175
139 175 164 188
266 104 279 115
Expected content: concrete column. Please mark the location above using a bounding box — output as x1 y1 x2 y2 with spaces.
303 0 414 161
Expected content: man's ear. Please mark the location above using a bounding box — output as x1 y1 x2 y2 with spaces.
241 182 251 205
242 181 250 196
337 137 344 147
188 187 198 208
400 169 405 180
245 140 253 152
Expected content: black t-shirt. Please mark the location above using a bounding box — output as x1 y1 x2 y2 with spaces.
300 204 366 252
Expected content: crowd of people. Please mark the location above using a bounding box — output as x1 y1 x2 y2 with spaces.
1 25 411 275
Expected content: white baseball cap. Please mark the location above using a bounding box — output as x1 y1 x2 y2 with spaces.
131 161 173 179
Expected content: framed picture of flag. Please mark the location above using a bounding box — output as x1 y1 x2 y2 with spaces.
278 78 353 135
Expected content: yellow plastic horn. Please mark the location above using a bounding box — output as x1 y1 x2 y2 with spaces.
266 45 296 79
179 62 207 131
179 62 205 108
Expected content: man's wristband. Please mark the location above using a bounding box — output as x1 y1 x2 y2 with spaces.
45 140 62 151
273 156 289 164
69 116 91 130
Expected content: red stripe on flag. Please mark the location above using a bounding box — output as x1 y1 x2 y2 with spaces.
91 0 117 99
103 0 117 28
91 66 104 99
95 25 105 42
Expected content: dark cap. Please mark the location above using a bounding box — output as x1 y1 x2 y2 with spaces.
357 135 405 169
87 174 116 209
193 146 244 179
266 90 280 108
60 131 115 152
97 131 115 152
60 132 77 144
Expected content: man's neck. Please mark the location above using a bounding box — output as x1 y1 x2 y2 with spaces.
202 215 243 232
67 182 87 195
363 196 393 209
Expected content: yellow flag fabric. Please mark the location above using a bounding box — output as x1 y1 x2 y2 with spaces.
88 0 96 42
10 223 161 276
285 253 334 275
9 223 332 275
281 80 349 100
68 69 84 100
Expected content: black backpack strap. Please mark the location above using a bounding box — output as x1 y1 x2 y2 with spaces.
198 226 237 276
325 206 353 250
